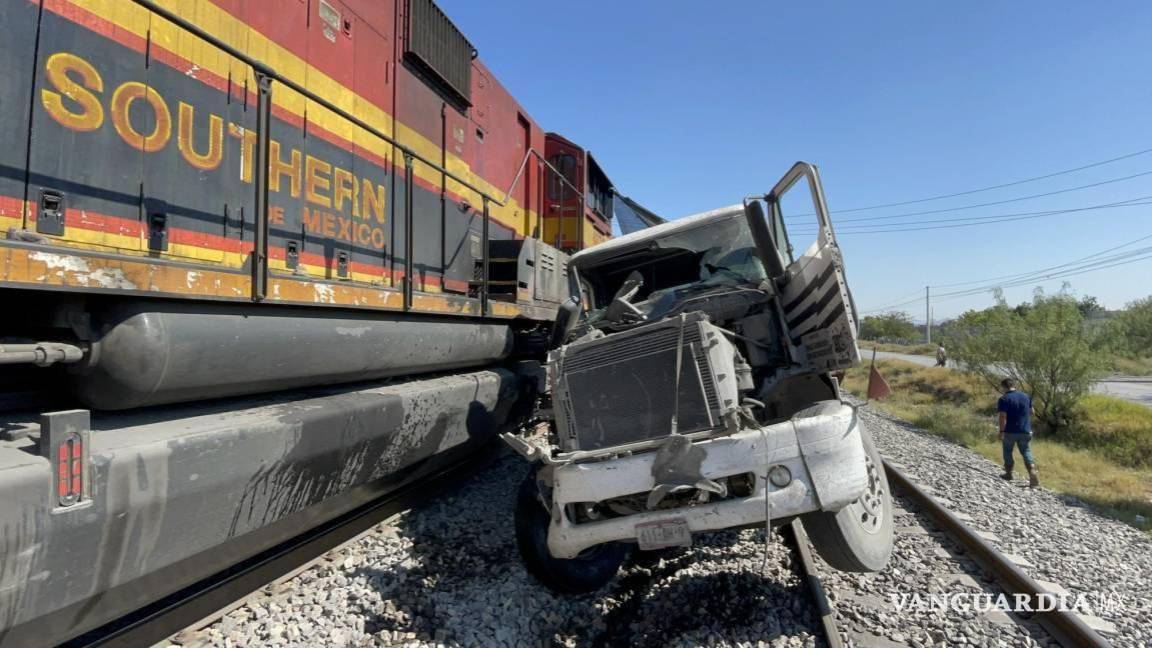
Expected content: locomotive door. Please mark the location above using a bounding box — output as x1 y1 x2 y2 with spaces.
518 114 534 239
349 4 396 288
543 138 582 250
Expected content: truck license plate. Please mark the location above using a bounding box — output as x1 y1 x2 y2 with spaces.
636 518 692 550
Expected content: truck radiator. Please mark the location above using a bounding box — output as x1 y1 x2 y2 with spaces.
552 314 736 453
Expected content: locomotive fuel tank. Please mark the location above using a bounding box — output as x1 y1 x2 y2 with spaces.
70 301 515 410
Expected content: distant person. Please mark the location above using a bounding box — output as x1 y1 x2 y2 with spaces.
935 344 947 367
997 378 1039 487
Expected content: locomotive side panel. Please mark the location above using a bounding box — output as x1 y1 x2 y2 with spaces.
301 0 358 283
5 0 565 315
349 13 396 287
0 1 42 235
27 2 150 255
392 56 448 294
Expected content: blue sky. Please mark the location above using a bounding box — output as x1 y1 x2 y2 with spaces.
440 0 1152 320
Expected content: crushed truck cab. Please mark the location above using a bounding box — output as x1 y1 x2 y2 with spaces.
507 162 893 593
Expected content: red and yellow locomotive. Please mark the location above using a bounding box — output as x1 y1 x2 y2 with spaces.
1 0 615 409
0 2 619 643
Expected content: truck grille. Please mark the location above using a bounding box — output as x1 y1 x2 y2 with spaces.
553 315 725 453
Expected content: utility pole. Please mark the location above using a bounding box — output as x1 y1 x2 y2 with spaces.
925 285 932 344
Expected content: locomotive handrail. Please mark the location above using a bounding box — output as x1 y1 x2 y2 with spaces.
125 0 593 311
126 0 518 312
500 147 586 248
501 148 583 208
126 0 507 210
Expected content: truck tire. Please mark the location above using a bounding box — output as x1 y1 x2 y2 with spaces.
514 470 628 594
800 419 894 572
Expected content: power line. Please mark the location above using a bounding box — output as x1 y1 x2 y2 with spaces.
860 296 924 315
931 252 1152 304
788 196 1152 236
929 231 1152 289
815 146 1152 214
793 196 1152 234
860 290 926 314
929 248 1152 302
785 168 1152 225
864 251 1152 314
857 231 1152 314
934 246 1152 300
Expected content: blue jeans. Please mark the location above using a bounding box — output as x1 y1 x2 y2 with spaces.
1002 433 1034 469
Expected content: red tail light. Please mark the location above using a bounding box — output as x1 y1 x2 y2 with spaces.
57 436 83 505
39 410 91 509
57 443 69 499
71 438 83 497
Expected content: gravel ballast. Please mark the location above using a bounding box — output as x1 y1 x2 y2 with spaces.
191 454 822 648
185 402 1151 647
855 402 1152 647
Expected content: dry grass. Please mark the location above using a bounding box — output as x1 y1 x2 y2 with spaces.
1070 395 1152 468
857 340 937 356
859 338 1152 376
844 359 1152 532
1111 355 1152 376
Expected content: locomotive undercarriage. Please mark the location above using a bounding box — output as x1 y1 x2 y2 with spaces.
0 363 524 647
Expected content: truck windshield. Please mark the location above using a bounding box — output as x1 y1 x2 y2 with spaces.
653 215 767 286
581 213 768 319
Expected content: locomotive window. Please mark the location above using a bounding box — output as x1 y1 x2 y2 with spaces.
587 182 612 217
548 154 577 200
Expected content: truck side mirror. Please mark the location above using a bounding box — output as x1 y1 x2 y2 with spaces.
550 296 582 348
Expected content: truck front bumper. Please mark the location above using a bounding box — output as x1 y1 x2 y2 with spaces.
546 401 868 558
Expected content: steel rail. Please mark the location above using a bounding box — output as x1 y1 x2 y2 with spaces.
65 445 505 648
882 459 1113 648
784 519 844 648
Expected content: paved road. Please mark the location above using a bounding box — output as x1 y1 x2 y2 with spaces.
869 350 1152 408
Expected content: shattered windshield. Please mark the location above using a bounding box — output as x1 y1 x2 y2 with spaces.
583 213 768 324
652 214 766 287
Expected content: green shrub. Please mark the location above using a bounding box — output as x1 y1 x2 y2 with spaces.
950 290 1106 432
1064 395 1152 469
859 311 919 342
1115 296 1152 356
843 358 1152 533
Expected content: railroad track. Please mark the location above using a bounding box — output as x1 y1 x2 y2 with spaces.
76 447 1118 647
789 457 1115 648
64 445 504 648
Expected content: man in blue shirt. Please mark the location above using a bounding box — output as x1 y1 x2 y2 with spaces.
997 378 1039 487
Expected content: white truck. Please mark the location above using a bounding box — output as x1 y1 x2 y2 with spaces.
504 162 893 592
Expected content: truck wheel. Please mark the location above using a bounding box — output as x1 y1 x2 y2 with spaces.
801 425 893 572
514 470 628 594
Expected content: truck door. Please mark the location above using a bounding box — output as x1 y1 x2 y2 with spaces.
749 162 861 372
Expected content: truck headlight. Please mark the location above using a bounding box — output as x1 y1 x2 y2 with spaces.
767 465 792 488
